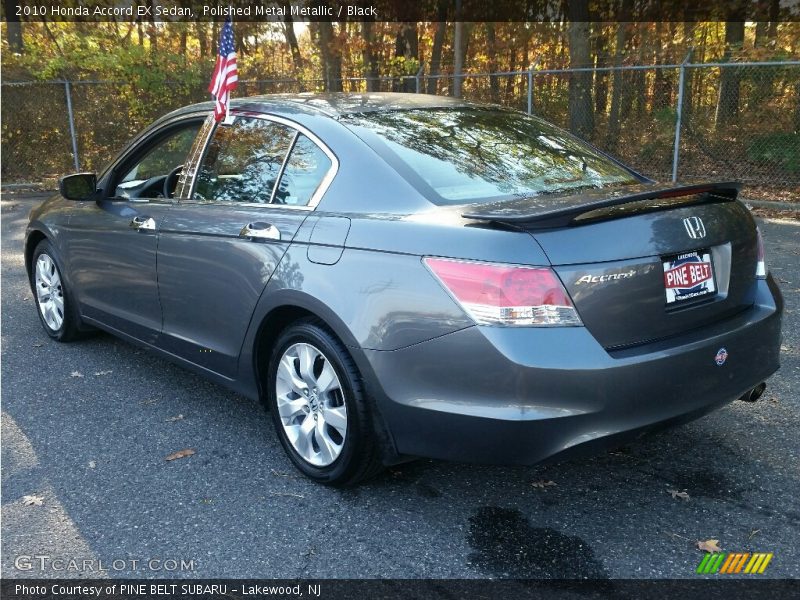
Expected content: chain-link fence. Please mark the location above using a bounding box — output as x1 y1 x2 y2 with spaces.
3 61 799 199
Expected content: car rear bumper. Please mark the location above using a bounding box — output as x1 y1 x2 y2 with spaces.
362 276 783 465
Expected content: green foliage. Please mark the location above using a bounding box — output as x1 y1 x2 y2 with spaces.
747 133 800 174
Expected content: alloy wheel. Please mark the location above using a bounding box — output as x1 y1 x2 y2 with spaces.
34 253 65 331
275 342 348 467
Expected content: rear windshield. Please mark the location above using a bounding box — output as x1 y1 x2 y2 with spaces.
342 107 640 205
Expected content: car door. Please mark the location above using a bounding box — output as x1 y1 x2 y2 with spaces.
63 117 204 344
157 113 337 378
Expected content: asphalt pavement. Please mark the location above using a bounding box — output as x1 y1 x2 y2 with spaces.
2 192 798 579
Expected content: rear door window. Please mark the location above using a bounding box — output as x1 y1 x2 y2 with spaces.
272 134 333 207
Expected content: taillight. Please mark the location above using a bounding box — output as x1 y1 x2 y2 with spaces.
423 257 582 327
756 227 767 279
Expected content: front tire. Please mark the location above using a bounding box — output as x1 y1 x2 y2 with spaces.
30 239 83 342
267 319 383 486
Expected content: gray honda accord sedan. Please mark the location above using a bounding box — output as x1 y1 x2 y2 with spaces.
26 93 782 485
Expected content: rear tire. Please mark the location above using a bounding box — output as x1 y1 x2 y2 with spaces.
30 239 84 342
267 318 384 486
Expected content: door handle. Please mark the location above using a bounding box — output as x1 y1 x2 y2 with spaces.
239 222 281 241
130 216 156 231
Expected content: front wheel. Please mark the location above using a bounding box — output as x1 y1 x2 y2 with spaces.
267 319 383 486
30 240 84 342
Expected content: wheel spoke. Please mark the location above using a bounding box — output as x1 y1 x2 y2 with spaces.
316 361 339 395
323 406 347 437
44 303 57 329
277 355 306 394
36 260 51 286
315 419 337 464
297 344 318 383
292 416 316 460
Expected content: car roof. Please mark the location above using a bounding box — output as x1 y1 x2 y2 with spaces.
164 92 481 121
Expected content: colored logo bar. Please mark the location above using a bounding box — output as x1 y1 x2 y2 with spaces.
696 553 773 574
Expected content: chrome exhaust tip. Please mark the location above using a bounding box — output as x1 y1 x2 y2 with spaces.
739 382 767 403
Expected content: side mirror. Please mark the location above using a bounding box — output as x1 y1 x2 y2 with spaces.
59 173 97 201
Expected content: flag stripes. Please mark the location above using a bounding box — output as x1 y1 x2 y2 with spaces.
208 17 238 122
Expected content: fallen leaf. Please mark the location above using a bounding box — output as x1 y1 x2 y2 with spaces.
697 539 722 553
70 371 84 378
22 495 44 506
165 414 184 422
531 480 557 489
93 370 113 376
88 460 96 469
667 488 690 501
165 448 195 461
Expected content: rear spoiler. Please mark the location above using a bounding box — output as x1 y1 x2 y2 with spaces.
462 181 742 228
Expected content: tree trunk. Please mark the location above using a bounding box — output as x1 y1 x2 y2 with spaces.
427 3 448 94
681 21 695 123
767 0 780 40
180 24 188 57
567 1 594 138
393 23 418 92
283 17 304 87
606 2 632 148
148 0 157 53
715 17 745 129
452 22 474 98
505 46 517 105
197 22 208 58
593 24 609 114
794 82 800 134
486 23 500 103
754 21 768 48
318 22 344 92
652 21 670 110
453 0 464 97
361 21 380 92
4 0 23 53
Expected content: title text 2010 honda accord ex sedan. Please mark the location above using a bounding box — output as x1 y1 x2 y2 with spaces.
26 93 782 485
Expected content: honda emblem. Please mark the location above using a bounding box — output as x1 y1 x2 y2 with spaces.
683 216 706 240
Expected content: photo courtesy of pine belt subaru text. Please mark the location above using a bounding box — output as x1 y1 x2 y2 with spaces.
25 93 783 486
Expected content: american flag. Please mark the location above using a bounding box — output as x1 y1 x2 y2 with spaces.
208 17 238 121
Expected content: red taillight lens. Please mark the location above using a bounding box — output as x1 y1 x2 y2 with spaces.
424 258 582 326
756 227 767 279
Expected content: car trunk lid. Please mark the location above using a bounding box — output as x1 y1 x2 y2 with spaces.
463 182 759 349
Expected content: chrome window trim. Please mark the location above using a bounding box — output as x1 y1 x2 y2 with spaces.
180 111 339 211
175 115 217 200
269 130 300 204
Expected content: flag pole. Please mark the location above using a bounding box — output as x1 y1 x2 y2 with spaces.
226 12 233 123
